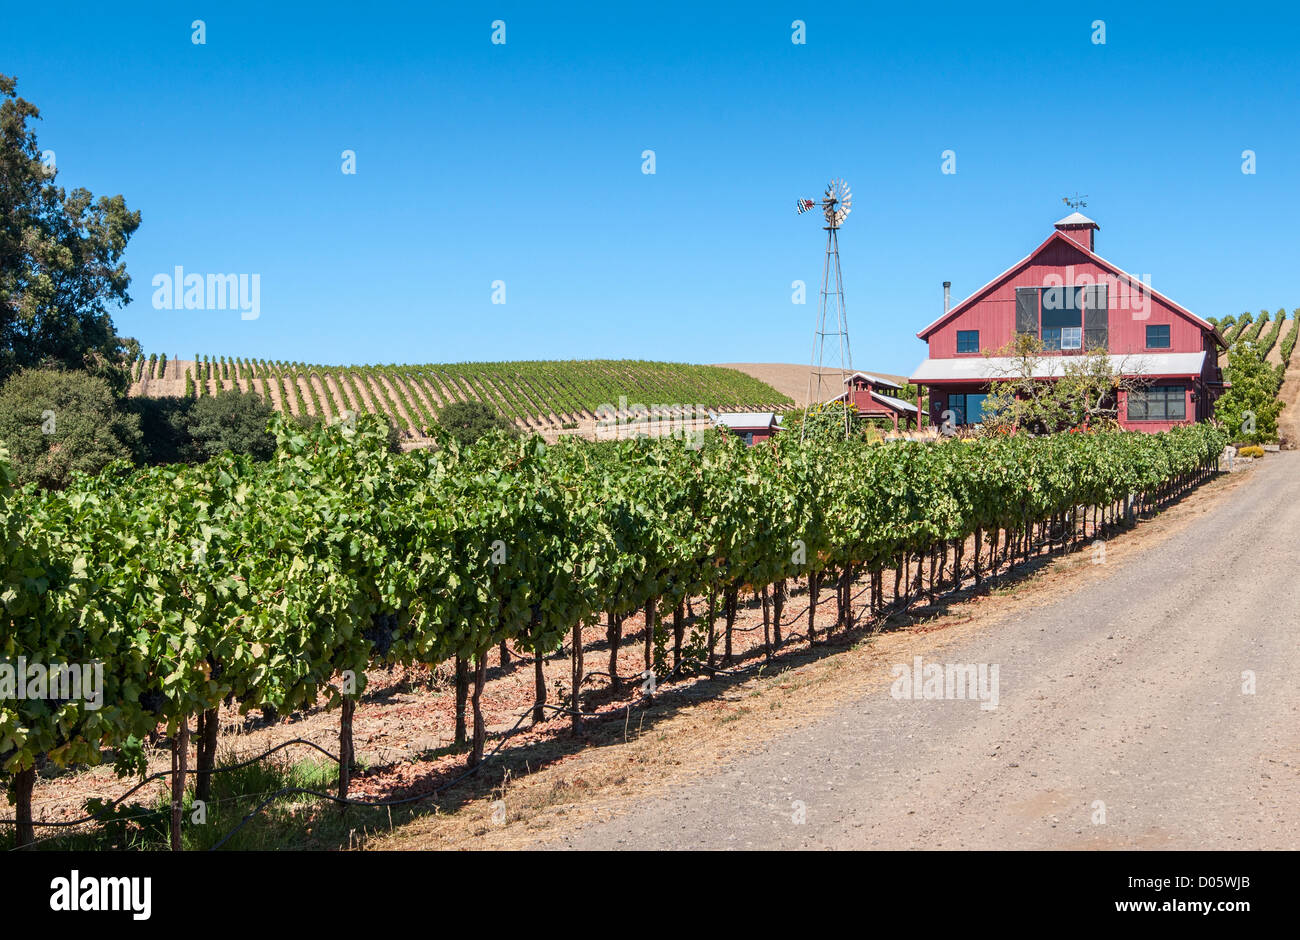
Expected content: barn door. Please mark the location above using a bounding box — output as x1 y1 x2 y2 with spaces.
1083 284 1109 349
1015 288 1039 337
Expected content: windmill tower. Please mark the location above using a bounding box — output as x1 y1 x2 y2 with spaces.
796 178 854 439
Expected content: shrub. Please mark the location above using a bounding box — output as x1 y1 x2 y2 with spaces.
0 368 141 488
436 400 519 447
1215 343 1283 444
1238 445 1264 458
123 396 194 465
1256 309 1285 357
183 389 276 461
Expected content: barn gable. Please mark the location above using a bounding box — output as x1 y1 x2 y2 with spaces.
917 229 1223 349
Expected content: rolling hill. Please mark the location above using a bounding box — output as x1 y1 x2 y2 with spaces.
129 357 796 442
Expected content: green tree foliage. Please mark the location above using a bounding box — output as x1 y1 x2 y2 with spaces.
437 399 519 447
182 389 276 461
782 401 859 442
0 75 140 393
0 368 140 488
1215 342 1283 444
1224 313 1253 344
123 396 193 465
979 334 1136 433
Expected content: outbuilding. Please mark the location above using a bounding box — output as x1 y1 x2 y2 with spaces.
712 411 781 445
826 372 920 432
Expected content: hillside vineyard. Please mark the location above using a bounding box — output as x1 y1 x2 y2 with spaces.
130 358 797 437
0 417 1227 843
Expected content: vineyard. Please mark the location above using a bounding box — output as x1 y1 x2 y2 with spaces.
0 416 1227 849
130 357 794 441
1210 309 1299 371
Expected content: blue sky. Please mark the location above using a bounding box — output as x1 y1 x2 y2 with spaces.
4 2 1298 375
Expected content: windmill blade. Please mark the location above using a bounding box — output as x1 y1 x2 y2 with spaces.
824 178 851 225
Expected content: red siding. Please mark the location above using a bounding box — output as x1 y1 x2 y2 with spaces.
925 238 1207 360
847 379 917 428
1056 226 1095 251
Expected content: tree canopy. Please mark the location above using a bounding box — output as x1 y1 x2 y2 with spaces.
979 334 1139 433
0 74 140 392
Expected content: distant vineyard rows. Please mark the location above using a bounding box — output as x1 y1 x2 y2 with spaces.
131 357 793 436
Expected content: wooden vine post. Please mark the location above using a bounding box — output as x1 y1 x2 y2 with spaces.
469 656 488 767
171 718 190 851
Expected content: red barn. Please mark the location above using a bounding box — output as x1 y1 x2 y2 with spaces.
909 213 1227 431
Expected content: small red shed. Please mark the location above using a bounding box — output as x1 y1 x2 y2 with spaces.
712 411 782 446
826 372 920 431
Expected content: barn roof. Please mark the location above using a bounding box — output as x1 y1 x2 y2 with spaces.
825 389 919 413
711 411 778 429
870 390 919 413
843 371 903 390
1054 211 1099 228
909 351 1207 383
916 230 1223 347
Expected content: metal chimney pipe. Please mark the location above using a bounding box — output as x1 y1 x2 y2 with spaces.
943 281 951 313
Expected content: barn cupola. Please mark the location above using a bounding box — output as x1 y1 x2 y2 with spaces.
1054 211 1100 252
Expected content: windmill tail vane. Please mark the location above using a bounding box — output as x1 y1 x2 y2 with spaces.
795 198 816 214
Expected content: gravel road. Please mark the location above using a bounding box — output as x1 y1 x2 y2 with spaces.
546 453 1300 849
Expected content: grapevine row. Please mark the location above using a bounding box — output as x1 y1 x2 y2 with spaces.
1 419 1226 847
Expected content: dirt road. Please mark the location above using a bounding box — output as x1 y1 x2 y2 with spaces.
543 452 1300 850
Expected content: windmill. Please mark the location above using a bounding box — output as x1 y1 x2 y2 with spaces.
797 178 854 439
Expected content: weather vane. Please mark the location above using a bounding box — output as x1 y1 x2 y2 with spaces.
1062 192 1089 211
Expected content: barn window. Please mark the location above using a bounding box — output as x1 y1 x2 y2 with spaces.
1146 324 1171 348
1040 286 1082 350
948 393 988 425
1127 385 1185 421
956 330 979 353
1042 326 1084 351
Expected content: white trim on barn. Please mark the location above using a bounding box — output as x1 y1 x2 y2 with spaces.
909 351 1206 383
841 371 903 390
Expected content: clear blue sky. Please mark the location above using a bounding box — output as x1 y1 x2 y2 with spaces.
4 2 1297 375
